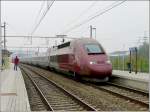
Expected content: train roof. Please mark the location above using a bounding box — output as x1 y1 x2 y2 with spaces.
51 38 99 50
73 38 99 44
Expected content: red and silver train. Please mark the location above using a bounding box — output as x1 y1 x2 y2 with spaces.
21 38 112 81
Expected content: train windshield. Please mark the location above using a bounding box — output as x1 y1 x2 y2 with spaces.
84 44 104 54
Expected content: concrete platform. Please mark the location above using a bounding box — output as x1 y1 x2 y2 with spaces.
0 63 30 112
111 70 149 92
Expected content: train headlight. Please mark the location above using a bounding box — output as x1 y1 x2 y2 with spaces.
106 60 111 64
89 61 97 64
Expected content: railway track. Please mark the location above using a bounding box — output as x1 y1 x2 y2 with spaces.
21 66 97 111
106 82 149 95
89 82 149 108
21 69 51 111
21 64 149 110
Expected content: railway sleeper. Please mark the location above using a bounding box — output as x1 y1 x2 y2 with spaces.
50 103 81 107
52 105 84 110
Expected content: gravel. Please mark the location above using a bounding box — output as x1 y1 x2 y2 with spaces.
24 65 148 111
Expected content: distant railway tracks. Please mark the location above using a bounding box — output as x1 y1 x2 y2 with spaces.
20 66 96 111
20 64 149 111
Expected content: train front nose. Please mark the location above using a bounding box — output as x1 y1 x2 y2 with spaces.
88 61 112 78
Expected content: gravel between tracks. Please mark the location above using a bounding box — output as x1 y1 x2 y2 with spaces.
97 84 148 103
23 65 148 111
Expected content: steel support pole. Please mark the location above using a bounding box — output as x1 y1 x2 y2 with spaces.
135 48 137 74
0 1 2 110
92 28 96 40
149 30 150 107
95 28 96 39
0 1 2 72
3 22 6 49
90 25 92 38
118 54 119 70
129 50 131 73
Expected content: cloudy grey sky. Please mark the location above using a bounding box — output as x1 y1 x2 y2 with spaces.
1 1 149 53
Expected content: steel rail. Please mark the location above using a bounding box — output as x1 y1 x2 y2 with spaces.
106 82 149 96
21 64 149 110
90 84 149 108
22 65 97 111
21 67 53 111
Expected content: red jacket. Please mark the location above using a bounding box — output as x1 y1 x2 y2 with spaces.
14 57 19 65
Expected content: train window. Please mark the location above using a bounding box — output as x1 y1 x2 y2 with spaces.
84 44 104 54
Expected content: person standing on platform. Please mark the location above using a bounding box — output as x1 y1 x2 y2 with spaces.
2 57 5 67
127 62 131 73
14 56 19 71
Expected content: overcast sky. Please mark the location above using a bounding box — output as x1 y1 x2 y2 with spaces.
1 1 149 53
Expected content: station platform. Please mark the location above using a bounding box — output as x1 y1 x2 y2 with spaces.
111 70 149 92
0 63 30 112
112 70 149 82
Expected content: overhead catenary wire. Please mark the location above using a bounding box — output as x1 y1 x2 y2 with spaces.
83 0 120 22
62 1 98 31
61 1 119 35
63 0 118 33
62 0 126 34
31 1 46 32
35 1 46 19
63 0 126 34
31 0 55 35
